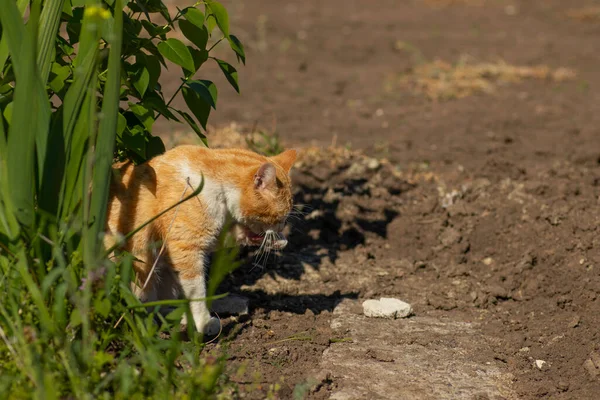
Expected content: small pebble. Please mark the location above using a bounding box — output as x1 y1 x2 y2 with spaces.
362 297 412 319
366 158 381 170
568 315 580 328
535 360 547 370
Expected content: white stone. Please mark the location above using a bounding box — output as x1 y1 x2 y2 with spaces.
535 360 547 370
366 158 381 170
362 297 412 319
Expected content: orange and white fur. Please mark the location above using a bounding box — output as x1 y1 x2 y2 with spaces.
105 146 297 335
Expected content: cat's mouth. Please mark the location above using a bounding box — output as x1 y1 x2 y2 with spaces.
239 226 288 250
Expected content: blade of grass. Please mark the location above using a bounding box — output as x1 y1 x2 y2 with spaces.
0 111 19 241
0 0 50 229
59 5 105 221
85 0 123 266
0 0 30 73
14 248 54 337
35 0 67 188
37 0 66 84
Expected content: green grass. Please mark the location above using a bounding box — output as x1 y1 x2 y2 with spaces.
0 0 246 398
246 130 285 157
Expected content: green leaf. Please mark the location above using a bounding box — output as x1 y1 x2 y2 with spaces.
215 58 240 93
94 297 112 318
48 62 71 93
205 14 217 35
183 7 205 28
206 0 230 38
178 19 209 50
2 102 12 124
135 52 161 94
165 306 186 322
117 112 127 135
56 35 74 56
70 307 82 328
133 65 150 97
143 40 167 67
147 135 165 159
186 79 217 109
141 20 171 38
190 48 208 71
229 34 245 65
66 7 83 44
123 17 142 38
173 109 207 146
182 86 211 131
144 93 180 121
129 103 155 132
157 38 195 73
121 126 147 160
61 0 73 16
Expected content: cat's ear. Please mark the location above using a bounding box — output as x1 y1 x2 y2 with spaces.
254 162 277 190
270 149 297 173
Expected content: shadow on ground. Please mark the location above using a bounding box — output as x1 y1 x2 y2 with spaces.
217 156 409 316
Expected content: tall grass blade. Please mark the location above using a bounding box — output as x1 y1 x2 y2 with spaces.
0 0 30 73
0 112 19 241
35 0 67 189
37 0 66 84
59 5 104 221
85 0 123 265
0 0 50 229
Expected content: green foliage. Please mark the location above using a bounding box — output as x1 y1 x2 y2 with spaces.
0 0 245 397
0 0 244 166
246 130 285 157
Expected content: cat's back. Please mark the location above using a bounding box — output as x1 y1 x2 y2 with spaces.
163 145 266 165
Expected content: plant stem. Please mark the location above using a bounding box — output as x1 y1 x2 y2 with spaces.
207 37 225 53
166 78 187 108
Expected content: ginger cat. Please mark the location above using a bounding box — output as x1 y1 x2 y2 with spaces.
105 145 297 335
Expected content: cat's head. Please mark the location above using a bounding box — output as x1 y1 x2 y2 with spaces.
233 149 297 250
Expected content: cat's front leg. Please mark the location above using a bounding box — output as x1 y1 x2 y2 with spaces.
179 274 220 336
170 243 220 336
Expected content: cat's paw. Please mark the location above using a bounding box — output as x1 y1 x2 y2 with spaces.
181 314 220 337
202 316 221 337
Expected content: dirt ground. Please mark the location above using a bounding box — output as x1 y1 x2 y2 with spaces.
159 0 600 398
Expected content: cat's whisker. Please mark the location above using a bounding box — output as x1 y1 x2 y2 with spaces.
286 212 304 220
253 230 272 267
292 204 312 213
290 209 309 217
